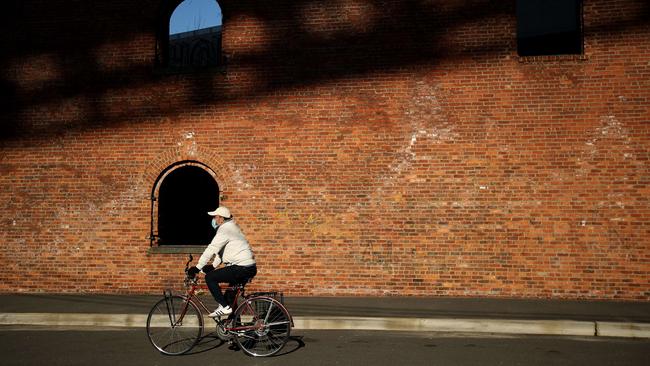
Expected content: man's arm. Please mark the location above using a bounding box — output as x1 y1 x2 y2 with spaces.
196 231 228 271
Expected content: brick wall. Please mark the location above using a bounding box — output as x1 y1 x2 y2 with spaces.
1 0 648 300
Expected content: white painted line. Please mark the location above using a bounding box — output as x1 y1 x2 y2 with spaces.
596 321 650 338
292 316 596 336
0 313 149 328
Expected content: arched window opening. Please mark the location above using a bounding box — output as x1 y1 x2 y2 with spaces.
517 0 583 56
156 0 223 70
152 162 219 246
170 0 222 35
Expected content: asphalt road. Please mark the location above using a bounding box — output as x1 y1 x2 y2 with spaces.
1 328 648 366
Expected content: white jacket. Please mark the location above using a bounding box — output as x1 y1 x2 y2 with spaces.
196 220 256 271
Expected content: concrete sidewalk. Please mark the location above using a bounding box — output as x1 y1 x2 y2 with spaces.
1 294 649 338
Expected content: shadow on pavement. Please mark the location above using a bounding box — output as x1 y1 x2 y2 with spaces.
185 332 305 357
185 332 225 355
274 336 306 357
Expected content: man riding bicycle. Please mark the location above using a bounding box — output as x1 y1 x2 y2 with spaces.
187 206 257 318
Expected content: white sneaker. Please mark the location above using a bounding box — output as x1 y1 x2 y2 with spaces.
208 305 232 318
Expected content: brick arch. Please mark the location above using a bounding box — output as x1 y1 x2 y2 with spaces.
140 144 234 202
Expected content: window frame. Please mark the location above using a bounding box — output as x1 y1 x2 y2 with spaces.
148 160 219 254
516 0 585 58
154 0 226 74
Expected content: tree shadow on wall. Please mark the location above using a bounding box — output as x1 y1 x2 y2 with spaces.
1 0 648 141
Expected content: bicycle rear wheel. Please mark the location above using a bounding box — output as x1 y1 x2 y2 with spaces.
146 295 203 355
233 297 291 357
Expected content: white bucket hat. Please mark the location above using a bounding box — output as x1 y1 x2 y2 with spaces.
208 206 232 218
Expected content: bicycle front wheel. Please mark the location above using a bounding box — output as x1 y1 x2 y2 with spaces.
233 297 291 357
146 295 203 355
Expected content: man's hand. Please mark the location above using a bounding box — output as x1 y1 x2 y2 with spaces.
187 266 200 278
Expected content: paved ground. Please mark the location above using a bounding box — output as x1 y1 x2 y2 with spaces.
1 329 649 366
2 294 648 364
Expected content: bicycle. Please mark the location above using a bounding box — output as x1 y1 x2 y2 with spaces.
146 255 293 357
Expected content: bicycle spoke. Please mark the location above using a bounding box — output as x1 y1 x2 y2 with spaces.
233 297 291 357
264 301 274 323
266 320 291 327
265 333 283 346
147 296 203 355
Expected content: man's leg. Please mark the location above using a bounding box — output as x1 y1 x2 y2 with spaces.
236 265 257 284
205 266 239 307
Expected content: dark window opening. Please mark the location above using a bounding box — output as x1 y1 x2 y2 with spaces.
517 0 583 56
156 0 223 70
157 164 218 246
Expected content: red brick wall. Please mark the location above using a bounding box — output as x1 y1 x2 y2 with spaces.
1 0 648 300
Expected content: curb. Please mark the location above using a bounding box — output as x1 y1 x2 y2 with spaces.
596 321 650 338
0 313 148 328
1 313 649 338
294 316 596 336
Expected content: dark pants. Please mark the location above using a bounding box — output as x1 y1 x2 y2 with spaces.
205 265 257 307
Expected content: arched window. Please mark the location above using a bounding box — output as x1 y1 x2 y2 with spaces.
156 0 223 70
517 0 583 56
151 161 219 247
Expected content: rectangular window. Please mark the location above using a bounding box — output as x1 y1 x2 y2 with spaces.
517 0 583 56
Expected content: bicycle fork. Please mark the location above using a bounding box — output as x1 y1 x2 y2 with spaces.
163 290 192 327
